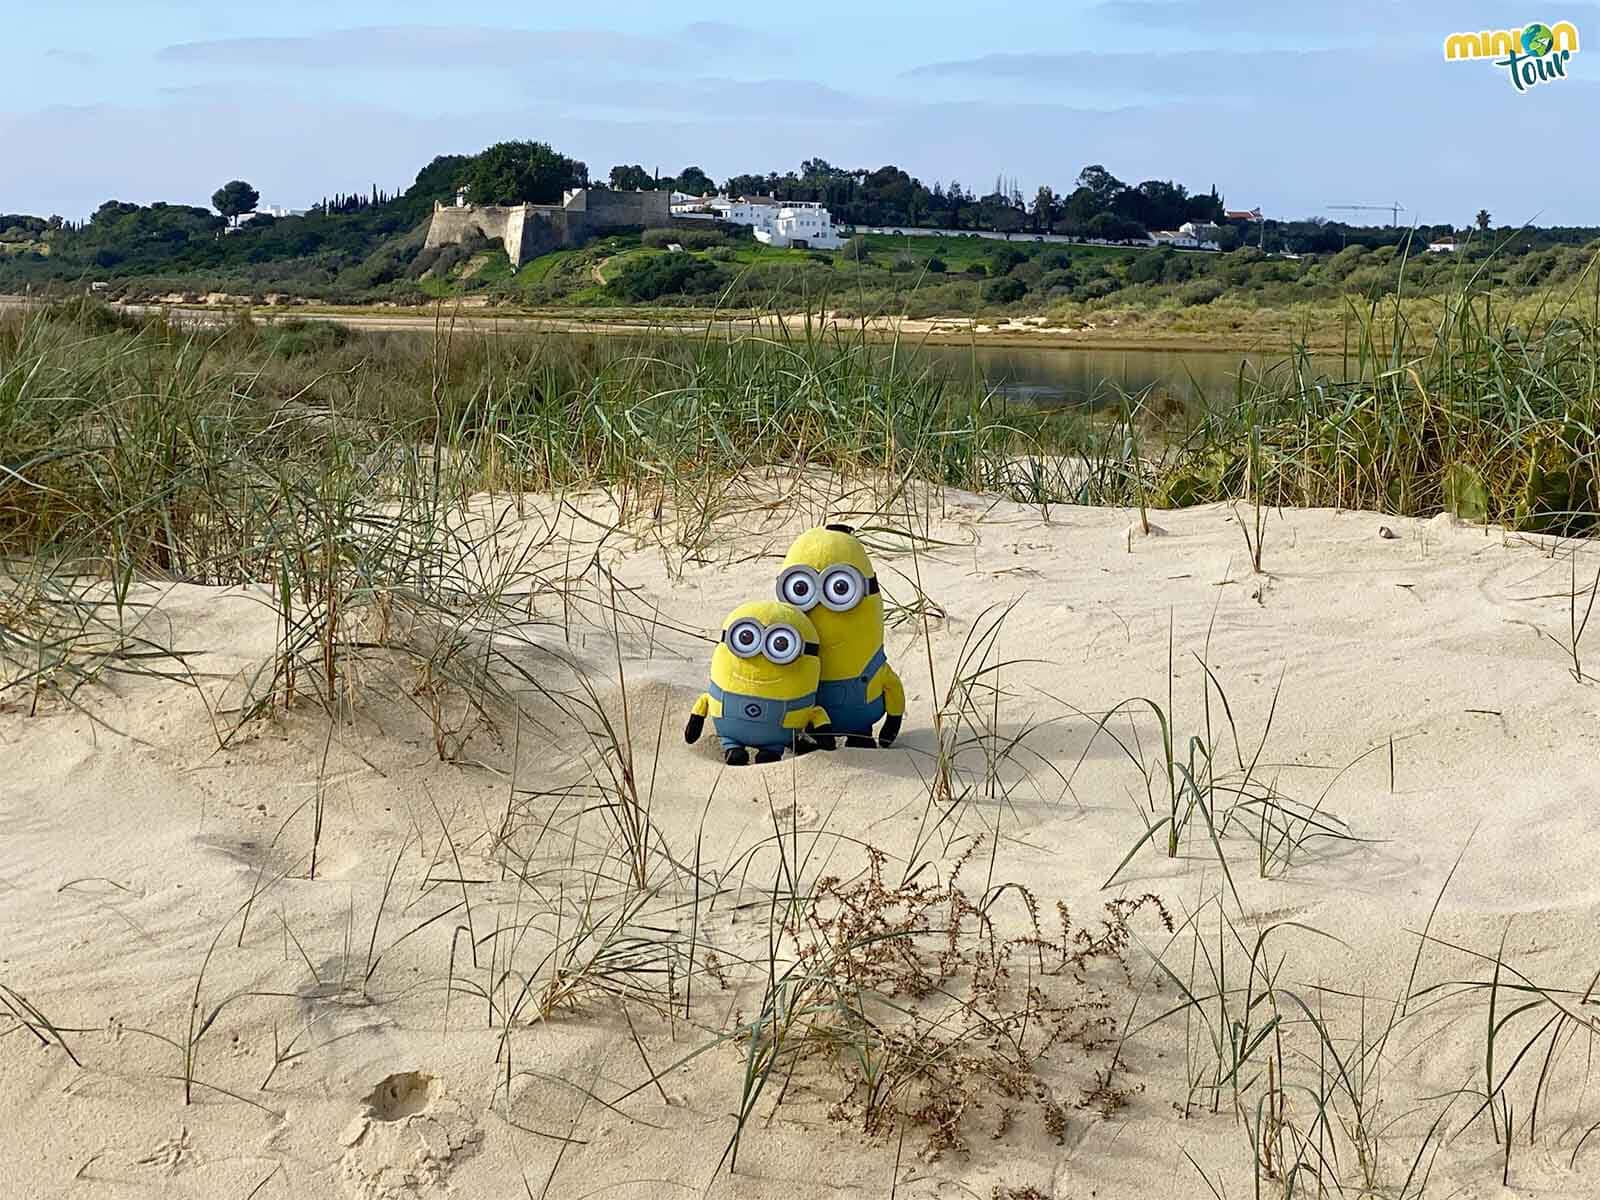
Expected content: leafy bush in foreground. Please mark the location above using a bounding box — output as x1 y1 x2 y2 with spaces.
606 254 727 301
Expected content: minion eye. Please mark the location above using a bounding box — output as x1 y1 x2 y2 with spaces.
778 566 820 611
762 624 802 665
819 566 865 611
726 619 763 658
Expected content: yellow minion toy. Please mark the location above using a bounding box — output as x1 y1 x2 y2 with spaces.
685 601 832 766
776 524 905 749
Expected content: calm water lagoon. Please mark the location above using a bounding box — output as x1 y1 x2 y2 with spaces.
910 343 1350 411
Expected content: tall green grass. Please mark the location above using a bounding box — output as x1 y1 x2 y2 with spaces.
0 304 1071 573
5 283 1600 704
1156 287 1600 532
9 282 1600 583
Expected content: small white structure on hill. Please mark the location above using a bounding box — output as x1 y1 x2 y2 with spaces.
1427 236 1460 253
227 204 306 232
756 202 843 250
669 194 844 249
1151 220 1222 251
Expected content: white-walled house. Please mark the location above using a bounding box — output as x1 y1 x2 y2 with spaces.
227 204 307 232
1427 236 1460 253
669 198 718 220
669 195 774 224
756 202 844 250
668 194 844 249
1151 220 1221 251
1152 230 1220 251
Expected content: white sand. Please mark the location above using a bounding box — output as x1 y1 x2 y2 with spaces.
4 486 1599 1199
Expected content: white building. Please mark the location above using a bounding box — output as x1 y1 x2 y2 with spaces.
669 195 762 222
1427 237 1460 253
227 204 306 232
669 195 844 249
669 198 718 220
1151 221 1221 251
757 202 843 250
709 196 781 229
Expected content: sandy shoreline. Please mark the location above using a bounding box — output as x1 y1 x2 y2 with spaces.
0 292 1338 353
5 486 1600 1197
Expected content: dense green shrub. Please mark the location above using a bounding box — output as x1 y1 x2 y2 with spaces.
642 228 728 251
1131 247 1200 284
988 245 1028 275
1038 268 1077 293
606 253 727 301
1178 278 1224 306
838 235 871 263
983 277 1027 304
1009 261 1043 286
1074 278 1120 301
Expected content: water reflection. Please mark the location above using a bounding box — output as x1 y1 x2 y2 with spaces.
909 344 1346 412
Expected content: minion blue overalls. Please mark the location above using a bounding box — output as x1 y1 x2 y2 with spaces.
813 646 889 737
708 684 818 755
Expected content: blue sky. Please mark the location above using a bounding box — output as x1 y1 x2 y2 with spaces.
5 2 1598 225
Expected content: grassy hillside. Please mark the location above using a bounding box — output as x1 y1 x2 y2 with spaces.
8 190 1600 346
403 227 1600 342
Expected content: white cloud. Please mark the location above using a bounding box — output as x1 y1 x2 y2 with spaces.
155 23 780 71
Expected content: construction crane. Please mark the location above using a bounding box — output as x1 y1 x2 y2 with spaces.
1328 202 1406 226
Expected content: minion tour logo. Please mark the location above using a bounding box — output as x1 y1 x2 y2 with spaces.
1444 21 1580 91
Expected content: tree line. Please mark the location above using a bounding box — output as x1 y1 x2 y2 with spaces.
600 156 1225 240
4 139 1597 295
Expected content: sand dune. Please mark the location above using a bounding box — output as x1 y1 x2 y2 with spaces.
5 486 1599 1198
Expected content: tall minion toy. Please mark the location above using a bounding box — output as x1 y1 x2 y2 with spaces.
685 601 831 766
775 524 905 749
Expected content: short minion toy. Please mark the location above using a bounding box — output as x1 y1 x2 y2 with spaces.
776 525 904 749
685 601 831 766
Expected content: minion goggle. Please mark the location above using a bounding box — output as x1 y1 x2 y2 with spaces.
776 564 879 614
722 619 820 666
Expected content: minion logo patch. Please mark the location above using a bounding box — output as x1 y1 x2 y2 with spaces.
743 702 764 719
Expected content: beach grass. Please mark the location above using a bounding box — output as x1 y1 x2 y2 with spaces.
8 272 1600 594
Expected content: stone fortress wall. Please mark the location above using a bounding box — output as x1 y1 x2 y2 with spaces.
423 189 672 268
